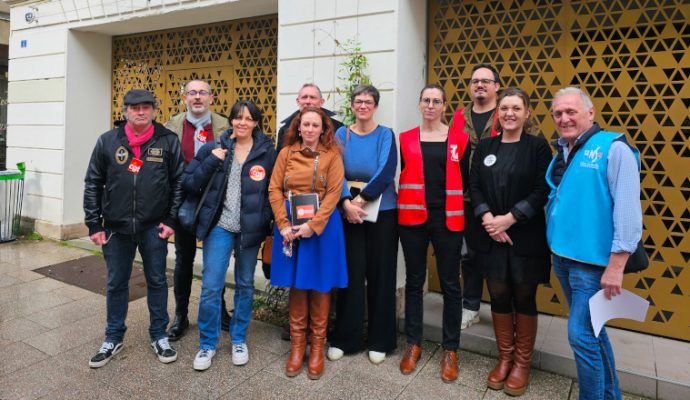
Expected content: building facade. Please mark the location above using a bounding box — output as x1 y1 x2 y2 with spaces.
5 0 689 341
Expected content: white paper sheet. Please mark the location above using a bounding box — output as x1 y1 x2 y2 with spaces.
589 289 650 338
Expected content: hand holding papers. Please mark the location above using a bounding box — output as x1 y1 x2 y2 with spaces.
589 289 650 338
347 181 381 223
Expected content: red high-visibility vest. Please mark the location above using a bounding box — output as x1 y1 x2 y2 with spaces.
398 126 469 231
450 108 499 140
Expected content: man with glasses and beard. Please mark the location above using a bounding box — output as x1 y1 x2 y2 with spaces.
450 64 501 330
165 80 232 341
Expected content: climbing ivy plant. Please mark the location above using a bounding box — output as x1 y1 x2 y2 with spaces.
334 38 371 125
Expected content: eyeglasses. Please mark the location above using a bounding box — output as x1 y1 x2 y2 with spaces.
420 98 444 107
353 99 375 107
186 90 211 96
470 79 496 86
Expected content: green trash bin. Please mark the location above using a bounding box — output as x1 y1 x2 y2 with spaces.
0 162 26 242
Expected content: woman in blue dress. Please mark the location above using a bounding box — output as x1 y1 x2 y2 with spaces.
268 106 347 380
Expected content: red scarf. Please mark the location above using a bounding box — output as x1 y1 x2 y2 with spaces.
125 123 155 158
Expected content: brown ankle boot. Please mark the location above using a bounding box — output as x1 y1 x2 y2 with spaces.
285 289 309 377
487 312 515 390
307 290 331 380
504 314 537 396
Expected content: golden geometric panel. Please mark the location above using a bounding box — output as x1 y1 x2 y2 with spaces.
429 0 690 341
162 66 235 123
111 15 278 139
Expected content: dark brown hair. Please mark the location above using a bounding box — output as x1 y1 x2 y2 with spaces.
496 87 539 135
284 106 339 152
419 83 446 102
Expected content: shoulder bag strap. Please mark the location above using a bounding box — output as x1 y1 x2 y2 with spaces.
195 138 222 218
311 154 320 192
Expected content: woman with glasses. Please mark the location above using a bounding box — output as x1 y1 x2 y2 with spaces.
269 106 347 380
181 100 276 371
397 84 470 383
328 85 399 365
470 87 551 396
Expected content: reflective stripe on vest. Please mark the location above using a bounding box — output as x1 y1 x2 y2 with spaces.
399 204 426 210
400 184 424 189
398 126 468 231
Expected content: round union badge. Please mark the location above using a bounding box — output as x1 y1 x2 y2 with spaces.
483 154 497 167
249 165 266 181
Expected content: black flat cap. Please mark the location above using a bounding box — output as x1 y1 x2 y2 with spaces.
123 89 157 107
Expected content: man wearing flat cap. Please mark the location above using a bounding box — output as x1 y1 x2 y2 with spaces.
84 89 185 368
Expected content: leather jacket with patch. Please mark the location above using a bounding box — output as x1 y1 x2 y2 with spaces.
83 122 184 236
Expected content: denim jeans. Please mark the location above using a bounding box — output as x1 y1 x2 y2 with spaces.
102 226 170 343
198 225 260 349
553 255 622 400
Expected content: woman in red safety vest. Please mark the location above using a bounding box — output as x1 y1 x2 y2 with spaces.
397 84 470 383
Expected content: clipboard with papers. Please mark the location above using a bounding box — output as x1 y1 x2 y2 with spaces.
347 181 382 223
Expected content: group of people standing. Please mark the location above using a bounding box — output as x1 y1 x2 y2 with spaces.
84 61 642 400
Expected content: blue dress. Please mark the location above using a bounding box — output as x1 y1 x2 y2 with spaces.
270 202 348 293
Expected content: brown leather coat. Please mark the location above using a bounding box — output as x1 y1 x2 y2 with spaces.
269 142 344 235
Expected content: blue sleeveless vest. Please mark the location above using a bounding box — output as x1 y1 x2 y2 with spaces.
545 131 638 267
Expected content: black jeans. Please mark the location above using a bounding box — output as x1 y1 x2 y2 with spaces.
173 226 198 317
461 209 482 311
330 210 398 354
461 247 482 311
400 208 462 351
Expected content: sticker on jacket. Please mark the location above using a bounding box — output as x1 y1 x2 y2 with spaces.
128 158 143 174
249 165 266 181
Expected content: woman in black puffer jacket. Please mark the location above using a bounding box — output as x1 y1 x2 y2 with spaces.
181 100 276 371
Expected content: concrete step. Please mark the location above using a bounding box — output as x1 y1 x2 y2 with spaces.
397 292 689 400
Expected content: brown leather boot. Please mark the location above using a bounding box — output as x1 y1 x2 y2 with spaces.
307 290 330 380
487 312 515 390
440 350 458 383
504 314 537 396
285 289 309 377
399 343 422 374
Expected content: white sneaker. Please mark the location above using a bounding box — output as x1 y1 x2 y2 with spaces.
232 343 249 366
327 346 344 361
193 349 216 371
368 350 386 364
461 308 480 329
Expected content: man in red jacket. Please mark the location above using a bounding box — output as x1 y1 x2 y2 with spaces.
450 64 501 329
164 80 232 341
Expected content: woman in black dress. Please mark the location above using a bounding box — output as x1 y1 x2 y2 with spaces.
469 87 552 396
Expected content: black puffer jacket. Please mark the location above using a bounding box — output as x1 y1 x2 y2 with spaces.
182 129 277 248
84 122 184 235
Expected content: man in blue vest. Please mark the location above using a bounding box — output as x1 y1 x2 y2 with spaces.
546 87 642 400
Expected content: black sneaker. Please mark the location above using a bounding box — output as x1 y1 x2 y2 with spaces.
221 310 232 332
151 337 178 363
89 341 123 368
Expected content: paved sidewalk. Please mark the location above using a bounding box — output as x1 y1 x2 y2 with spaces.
0 239 648 399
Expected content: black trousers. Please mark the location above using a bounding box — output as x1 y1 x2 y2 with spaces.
461 209 482 311
173 226 229 317
461 248 482 311
399 209 462 351
329 209 398 354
